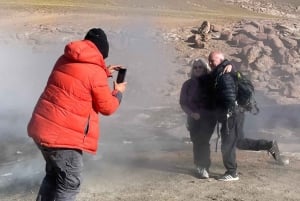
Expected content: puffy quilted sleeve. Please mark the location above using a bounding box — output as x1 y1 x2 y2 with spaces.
216 72 237 110
91 68 120 115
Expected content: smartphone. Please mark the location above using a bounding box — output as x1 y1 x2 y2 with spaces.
116 68 127 83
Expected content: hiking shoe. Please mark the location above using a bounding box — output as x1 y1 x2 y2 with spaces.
268 140 282 162
218 173 239 181
196 167 209 179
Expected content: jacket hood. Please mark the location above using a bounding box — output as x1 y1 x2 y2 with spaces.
64 40 108 71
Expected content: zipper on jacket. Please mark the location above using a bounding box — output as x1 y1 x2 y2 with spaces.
83 115 90 143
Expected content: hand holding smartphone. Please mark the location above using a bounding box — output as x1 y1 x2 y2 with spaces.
116 68 127 83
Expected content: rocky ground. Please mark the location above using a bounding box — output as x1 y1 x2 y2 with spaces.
0 0 300 201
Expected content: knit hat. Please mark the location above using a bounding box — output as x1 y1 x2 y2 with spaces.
84 28 109 59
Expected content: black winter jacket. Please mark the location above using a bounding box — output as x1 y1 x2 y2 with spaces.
211 60 237 111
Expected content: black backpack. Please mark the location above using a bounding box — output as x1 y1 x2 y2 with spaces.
233 71 259 114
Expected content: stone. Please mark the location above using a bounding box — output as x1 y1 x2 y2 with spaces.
274 48 288 64
280 37 298 49
186 34 196 43
261 46 273 56
246 46 263 64
194 39 205 48
231 33 256 47
198 21 211 34
267 34 285 49
210 24 223 32
220 30 233 41
254 33 268 41
286 82 300 98
263 25 275 34
253 55 275 72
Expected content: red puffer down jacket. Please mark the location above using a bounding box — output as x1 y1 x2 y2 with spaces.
27 40 120 154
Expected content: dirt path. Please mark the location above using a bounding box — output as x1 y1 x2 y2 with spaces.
0 1 300 201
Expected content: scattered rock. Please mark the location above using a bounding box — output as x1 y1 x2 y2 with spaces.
198 21 211 34
220 30 233 41
246 46 262 64
280 37 298 49
180 19 300 101
211 24 223 32
231 33 256 47
186 34 196 43
267 34 285 49
286 82 300 98
252 55 275 72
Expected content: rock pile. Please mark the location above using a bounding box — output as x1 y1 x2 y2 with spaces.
186 20 300 99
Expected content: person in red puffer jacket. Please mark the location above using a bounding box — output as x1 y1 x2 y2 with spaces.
27 28 126 201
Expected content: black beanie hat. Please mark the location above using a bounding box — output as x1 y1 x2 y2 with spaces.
84 28 109 59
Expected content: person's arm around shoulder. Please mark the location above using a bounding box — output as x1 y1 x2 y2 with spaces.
91 68 126 115
218 59 233 73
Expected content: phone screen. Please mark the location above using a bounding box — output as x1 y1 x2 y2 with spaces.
116 68 127 83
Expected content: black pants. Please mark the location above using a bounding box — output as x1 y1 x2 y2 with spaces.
219 111 272 176
219 112 238 176
236 112 272 151
36 145 83 201
188 110 217 170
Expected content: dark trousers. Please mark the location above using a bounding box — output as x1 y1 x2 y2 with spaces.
188 111 217 170
236 112 272 151
36 145 83 201
219 111 273 176
219 112 239 176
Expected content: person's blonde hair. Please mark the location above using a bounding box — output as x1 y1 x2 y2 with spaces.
190 58 211 77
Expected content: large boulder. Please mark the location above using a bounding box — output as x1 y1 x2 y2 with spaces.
211 24 223 32
252 55 275 72
231 33 256 47
198 21 211 34
274 48 288 64
285 82 300 98
267 34 285 49
186 34 196 43
267 78 283 92
240 24 260 34
246 46 263 64
254 32 268 41
220 30 233 41
275 23 296 36
289 49 299 58
194 35 206 48
250 21 264 33
271 65 295 77
263 25 276 34
261 45 273 56
280 37 298 49
201 33 212 42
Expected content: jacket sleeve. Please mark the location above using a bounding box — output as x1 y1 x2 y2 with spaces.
216 72 237 110
91 69 120 116
179 80 193 116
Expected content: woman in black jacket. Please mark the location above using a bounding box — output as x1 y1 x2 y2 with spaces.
180 58 216 179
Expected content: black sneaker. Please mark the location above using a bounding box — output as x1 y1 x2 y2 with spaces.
268 140 282 163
